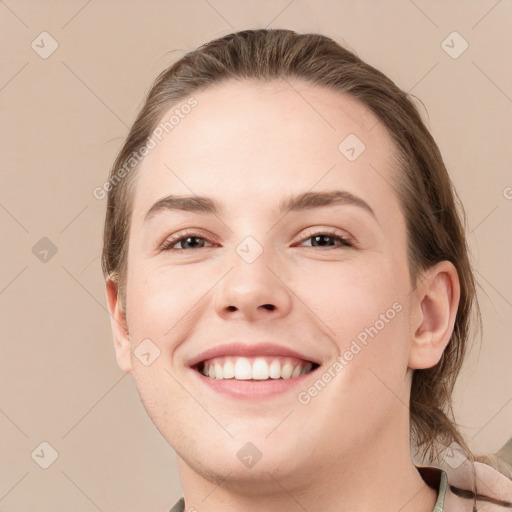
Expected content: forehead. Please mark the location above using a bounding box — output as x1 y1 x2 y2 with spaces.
131 79 400 226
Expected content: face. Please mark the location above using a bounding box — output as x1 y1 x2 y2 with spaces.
113 79 422 489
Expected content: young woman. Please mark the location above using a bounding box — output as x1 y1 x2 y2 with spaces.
102 29 512 511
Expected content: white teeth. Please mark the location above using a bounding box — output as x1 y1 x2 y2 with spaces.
234 357 252 380
214 362 223 379
291 365 302 378
281 362 293 379
223 359 235 379
252 358 269 380
269 359 281 379
199 356 316 381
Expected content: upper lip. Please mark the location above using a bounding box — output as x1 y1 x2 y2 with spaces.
186 341 322 368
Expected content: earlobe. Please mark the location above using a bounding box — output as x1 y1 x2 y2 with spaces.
105 277 132 373
408 261 460 370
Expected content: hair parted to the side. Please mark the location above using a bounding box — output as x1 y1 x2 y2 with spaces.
101 29 510 484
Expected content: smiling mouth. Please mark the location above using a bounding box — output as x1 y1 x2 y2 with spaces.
194 355 320 381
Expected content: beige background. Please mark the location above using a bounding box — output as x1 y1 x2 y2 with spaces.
1 1 511 510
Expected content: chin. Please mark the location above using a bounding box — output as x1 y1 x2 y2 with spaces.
184 453 310 496
177 432 313 483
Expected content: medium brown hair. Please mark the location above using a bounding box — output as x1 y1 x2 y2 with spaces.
102 29 506 480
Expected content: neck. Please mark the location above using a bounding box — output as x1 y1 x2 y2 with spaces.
176 420 438 512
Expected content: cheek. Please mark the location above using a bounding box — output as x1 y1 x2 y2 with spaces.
126 262 200 337
291 257 405 341
124 265 199 423
292 258 411 391
124 261 223 381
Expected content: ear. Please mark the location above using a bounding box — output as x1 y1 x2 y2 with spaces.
105 276 132 373
408 261 460 370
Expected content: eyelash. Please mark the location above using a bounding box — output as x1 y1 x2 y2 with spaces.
159 228 354 252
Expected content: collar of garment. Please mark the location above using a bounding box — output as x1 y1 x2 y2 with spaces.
168 462 512 512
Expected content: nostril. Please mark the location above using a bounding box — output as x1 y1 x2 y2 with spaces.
261 304 275 311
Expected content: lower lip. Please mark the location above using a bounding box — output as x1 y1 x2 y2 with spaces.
190 368 320 399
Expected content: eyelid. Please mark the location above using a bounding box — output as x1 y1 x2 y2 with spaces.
295 227 355 247
159 228 217 251
159 226 355 252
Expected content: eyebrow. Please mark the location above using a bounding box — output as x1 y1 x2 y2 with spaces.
144 190 376 222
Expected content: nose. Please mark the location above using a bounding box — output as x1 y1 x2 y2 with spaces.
214 247 293 322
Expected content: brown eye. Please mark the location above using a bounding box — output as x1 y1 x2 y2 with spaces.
298 230 353 249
